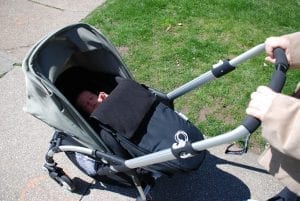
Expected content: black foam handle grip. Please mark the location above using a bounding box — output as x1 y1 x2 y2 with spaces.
274 48 289 71
242 48 289 133
268 70 286 92
242 116 261 134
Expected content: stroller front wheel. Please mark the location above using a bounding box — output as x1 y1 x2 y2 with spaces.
57 175 76 192
136 194 152 201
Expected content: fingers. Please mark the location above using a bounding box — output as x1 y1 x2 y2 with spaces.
265 56 276 64
246 86 278 121
246 91 264 120
256 85 273 93
265 37 276 61
264 36 290 64
251 86 274 99
246 107 262 120
246 94 265 121
264 36 283 63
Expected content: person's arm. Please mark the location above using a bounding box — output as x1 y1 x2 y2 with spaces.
246 86 278 120
261 93 300 160
246 86 300 159
265 32 300 68
246 32 300 159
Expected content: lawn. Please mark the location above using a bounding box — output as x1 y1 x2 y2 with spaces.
85 0 300 152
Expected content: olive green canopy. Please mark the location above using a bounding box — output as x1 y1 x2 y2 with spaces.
22 23 133 151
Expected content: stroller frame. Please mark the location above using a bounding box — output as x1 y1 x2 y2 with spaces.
23 23 289 201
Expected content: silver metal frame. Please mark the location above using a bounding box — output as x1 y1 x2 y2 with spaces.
124 126 249 169
55 125 250 172
167 44 265 100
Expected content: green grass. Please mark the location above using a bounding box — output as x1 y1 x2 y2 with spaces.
85 0 300 152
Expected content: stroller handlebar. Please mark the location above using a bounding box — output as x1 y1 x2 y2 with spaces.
168 45 289 134
228 43 265 67
124 48 289 167
242 47 289 133
167 44 265 100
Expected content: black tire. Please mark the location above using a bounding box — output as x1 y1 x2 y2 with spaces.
136 194 152 201
57 175 76 192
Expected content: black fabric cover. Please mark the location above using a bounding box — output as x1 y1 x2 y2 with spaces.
91 78 156 138
118 103 206 174
89 78 206 174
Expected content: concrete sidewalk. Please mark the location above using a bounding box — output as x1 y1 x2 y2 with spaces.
0 1 283 201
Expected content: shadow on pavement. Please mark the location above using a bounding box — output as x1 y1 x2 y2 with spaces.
70 151 270 200
151 152 255 201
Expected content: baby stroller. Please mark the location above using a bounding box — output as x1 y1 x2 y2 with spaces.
22 23 289 200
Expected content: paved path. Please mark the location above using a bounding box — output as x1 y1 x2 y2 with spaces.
0 1 283 200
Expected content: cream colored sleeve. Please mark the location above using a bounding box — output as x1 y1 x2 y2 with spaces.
262 94 300 160
285 32 300 68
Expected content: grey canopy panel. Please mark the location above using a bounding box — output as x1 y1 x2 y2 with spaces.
22 23 133 151
34 24 132 83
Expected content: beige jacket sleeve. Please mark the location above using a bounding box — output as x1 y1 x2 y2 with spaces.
285 32 300 68
262 94 300 160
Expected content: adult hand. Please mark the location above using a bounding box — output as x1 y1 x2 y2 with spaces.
246 86 279 121
265 36 291 64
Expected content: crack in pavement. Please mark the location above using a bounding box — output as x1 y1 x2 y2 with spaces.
28 0 65 11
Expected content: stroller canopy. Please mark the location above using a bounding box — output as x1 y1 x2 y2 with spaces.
22 23 133 151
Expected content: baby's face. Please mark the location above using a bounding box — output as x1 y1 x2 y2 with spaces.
76 91 108 114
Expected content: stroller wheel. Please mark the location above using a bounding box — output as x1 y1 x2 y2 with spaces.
45 164 76 192
136 194 152 201
57 175 76 192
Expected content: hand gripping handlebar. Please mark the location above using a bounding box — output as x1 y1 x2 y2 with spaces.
242 48 290 133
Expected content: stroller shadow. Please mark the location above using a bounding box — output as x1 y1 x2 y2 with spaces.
150 152 268 201
74 151 269 200
72 177 137 198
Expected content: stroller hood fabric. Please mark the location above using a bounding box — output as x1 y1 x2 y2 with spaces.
22 23 133 151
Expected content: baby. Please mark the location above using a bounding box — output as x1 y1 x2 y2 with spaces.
75 91 108 114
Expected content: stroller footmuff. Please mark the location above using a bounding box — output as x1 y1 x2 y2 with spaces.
90 77 206 175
